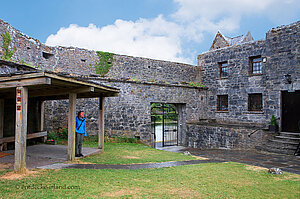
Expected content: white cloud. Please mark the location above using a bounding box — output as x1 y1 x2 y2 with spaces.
46 15 190 64
172 0 300 40
46 0 299 64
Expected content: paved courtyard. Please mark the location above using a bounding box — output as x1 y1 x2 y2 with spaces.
183 148 300 174
0 144 299 174
0 144 101 170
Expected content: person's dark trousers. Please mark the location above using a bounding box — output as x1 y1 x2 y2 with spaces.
75 133 84 155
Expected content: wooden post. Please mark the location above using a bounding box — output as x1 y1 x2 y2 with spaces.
40 101 44 132
0 99 4 139
98 97 105 151
68 93 76 161
14 87 28 171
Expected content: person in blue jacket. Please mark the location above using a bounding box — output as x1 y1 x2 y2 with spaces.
75 111 87 157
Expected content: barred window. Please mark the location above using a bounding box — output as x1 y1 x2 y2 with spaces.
219 61 228 78
217 95 228 111
248 94 262 111
250 56 262 75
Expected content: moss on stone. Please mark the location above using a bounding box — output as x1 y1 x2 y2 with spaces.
1 31 15 60
92 51 114 76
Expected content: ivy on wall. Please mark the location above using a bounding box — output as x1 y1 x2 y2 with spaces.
1 31 15 60
92 51 114 76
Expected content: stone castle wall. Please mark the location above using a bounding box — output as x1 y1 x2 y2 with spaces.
189 21 300 149
1 18 299 149
0 19 205 145
0 19 200 84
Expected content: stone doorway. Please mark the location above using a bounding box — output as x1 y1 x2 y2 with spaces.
281 90 300 133
151 103 186 148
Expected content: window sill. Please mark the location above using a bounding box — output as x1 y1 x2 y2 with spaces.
249 73 262 77
216 110 229 113
243 111 264 114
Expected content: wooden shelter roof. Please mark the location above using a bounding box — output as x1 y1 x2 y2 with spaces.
0 67 119 100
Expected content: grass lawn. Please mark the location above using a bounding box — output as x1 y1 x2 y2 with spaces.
0 141 299 198
58 137 197 164
81 142 197 164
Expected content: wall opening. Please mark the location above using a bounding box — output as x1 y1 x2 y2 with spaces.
42 52 54 59
281 90 300 132
151 103 181 148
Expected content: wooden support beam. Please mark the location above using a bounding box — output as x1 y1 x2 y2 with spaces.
29 86 94 98
0 77 51 89
68 93 76 161
0 99 4 139
40 101 44 132
98 97 105 151
14 86 28 172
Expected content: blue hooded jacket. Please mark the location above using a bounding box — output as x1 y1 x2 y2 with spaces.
76 117 87 136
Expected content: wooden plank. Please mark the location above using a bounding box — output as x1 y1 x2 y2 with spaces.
27 131 47 139
29 86 94 98
0 136 15 144
0 131 47 144
68 93 76 161
0 77 51 89
44 73 119 93
40 101 44 131
98 97 105 151
14 86 28 171
0 99 3 138
0 72 45 82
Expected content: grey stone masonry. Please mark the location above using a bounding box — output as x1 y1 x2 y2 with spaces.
191 21 300 149
198 21 300 126
0 18 205 145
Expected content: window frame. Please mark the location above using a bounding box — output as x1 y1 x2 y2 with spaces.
248 93 263 112
218 61 229 79
217 95 229 112
250 55 262 75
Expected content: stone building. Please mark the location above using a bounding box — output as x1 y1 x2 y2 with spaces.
189 21 300 154
0 18 299 154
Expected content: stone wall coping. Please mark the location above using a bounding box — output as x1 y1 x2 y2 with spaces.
198 39 265 57
88 76 208 90
187 120 266 130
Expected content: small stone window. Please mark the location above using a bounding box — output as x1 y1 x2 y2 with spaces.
250 56 262 75
217 95 228 111
219 61 228 79
248 93 263 111
42 52 54 59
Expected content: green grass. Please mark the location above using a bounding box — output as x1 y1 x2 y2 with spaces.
56 138 196 164
0 162 299 198
83 142 196 164
1 140 299 198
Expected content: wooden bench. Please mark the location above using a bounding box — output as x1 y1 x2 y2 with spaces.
0 131 47 151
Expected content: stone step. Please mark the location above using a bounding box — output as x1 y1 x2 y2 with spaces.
274 136 300 144
264 141 298 150
279 132 300 138
269 139 300 145
262 147 296 155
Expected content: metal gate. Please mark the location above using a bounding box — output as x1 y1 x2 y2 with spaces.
151 103 178 147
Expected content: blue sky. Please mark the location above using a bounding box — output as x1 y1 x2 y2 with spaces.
1 0 299 64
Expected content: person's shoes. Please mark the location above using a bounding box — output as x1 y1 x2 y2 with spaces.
79 154 84 157
75 154 80 157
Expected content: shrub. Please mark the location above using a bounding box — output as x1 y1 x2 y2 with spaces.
57 128 68 139
47 132 59 141
270 115 278 126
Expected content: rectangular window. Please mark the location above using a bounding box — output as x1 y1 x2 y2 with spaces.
248 93 262 111
217 95 228 111
219 61 228 78
250 56 262 75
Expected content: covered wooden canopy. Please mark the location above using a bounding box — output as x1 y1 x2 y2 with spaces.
0 64 119 171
